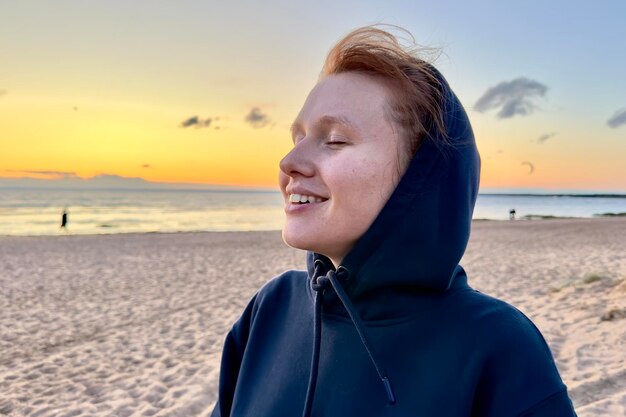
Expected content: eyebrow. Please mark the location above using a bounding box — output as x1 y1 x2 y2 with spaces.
290 115 358 138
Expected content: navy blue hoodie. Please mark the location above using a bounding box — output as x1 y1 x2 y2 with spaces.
211 71 577 416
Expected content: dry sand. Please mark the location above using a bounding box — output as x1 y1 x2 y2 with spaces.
0 218 624 416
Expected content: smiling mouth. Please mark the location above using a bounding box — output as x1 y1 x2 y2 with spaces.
288 194 327 204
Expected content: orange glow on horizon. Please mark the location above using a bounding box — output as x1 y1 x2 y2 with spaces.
2 91 625 191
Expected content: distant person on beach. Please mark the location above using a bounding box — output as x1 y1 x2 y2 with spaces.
211 26 576 416
510 208 516 220
60 208 68 230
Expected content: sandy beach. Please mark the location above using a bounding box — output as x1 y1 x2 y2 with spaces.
1 218 625 416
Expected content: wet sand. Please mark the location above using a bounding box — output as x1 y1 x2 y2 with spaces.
1 218 625 416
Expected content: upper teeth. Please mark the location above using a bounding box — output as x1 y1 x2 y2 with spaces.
289 194 323 203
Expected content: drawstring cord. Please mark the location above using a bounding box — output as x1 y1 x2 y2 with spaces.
325 269 397 405
301 263 396 417
301 274 324 417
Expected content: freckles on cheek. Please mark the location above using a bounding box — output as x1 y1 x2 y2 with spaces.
339 158 380 189
360 160 384 183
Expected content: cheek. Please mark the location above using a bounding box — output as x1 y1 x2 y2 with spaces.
359 157 395 191
326 150 399 212
350 160 397 216
331 163 387 214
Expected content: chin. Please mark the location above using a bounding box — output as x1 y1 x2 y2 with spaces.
281 227 312 252
282 227 345 265
282 224 332 256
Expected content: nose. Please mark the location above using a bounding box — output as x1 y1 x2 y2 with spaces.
279 139 315 178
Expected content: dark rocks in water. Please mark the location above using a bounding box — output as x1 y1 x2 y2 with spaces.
594 212 626 217
521 214 573 220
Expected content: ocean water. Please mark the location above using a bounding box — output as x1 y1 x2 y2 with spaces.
474 194 626 221
0 188 625 236
0 189 284 236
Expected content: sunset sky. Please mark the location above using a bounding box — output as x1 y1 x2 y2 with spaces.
1 1 625 191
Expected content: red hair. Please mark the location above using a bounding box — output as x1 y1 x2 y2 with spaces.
322 26 446 158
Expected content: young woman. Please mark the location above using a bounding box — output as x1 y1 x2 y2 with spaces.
211 27 577 417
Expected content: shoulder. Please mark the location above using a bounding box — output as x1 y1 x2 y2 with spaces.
453 290 572 415
256 269 308 299
228 269 308 333
248 269 309 314
454 288 553 355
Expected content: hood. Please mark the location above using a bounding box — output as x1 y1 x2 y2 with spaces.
301 68 481 417
306 67 481 315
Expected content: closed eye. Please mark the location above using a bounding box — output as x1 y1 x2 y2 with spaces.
326 134 349 146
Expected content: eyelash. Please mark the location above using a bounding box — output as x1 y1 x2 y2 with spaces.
326 139 346 145
291 134 348 146
326 134 348 146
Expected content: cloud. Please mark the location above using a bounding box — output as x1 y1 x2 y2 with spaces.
537 132 557 143
91 174 143 181
0 89 6 97
521 161 535 175
180 116 213 128
607 108 626 128
245 107 270 128
5 169 78 179
474 77 548 119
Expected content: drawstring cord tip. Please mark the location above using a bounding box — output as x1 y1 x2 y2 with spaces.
382 377 396 405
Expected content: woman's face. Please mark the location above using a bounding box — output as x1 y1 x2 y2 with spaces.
279 72 408 267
